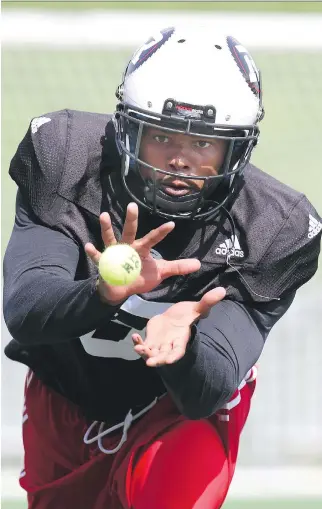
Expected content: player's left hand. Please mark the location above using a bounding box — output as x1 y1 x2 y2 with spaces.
132 287 226 367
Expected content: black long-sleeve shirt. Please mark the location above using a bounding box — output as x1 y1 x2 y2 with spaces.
4 192 294 421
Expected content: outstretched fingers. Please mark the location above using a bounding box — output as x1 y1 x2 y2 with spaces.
145 342 185 367
121 203 139 245
159 258 201 280
100 212 117 248
85 243 102 265
132 333 152 361
195 287 227 317
134 222 175 254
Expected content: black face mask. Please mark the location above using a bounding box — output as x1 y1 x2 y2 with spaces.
114 103 259 221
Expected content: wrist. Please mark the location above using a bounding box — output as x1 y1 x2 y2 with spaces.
95 277 125 306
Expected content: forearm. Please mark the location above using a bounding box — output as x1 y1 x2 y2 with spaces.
4 271 117 345
158 297 279 419
158 327 241 419
3 191 119 345
158 294 294 419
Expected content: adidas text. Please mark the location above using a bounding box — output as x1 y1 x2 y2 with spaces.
216 235 244 258
215 246 244 258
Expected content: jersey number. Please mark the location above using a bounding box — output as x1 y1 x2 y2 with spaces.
80 295 172 360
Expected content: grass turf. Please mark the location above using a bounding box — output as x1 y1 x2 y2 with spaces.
3 1 322 13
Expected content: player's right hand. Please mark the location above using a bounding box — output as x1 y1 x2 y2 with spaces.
85 202 201 305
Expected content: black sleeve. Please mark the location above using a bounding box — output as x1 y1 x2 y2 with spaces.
158 293 295 419
3 192 118 345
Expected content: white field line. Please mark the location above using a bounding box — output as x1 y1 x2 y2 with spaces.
2 467 322 499
2 11 322 50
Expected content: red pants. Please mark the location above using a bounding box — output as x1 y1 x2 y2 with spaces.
20 368 256 509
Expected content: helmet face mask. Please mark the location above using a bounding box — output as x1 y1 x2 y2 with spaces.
113 26 264 220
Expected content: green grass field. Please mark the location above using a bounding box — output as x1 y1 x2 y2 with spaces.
3 0 322 13
2 498 322 509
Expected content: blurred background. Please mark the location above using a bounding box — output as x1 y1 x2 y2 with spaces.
2 1 322 508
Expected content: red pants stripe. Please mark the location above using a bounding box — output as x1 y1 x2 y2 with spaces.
20 370 256 509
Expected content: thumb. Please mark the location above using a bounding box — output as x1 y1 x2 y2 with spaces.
85 243 101 265
159 258 201 280
195 287 226 318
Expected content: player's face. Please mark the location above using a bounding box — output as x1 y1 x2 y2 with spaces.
139 127 227 197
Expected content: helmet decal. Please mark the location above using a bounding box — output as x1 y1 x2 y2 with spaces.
227 36 260 98
127 27 175 75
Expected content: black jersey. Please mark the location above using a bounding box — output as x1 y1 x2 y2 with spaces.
3 110 321 423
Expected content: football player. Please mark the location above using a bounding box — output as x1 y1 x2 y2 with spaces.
3 26 321 509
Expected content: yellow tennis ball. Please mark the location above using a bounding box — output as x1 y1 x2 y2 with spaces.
98 244 142 286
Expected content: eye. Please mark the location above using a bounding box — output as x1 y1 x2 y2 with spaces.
195 140 211 148
154 135 169 144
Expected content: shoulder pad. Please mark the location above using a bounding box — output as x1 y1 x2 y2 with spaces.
233 164 305 267
258 194 321 296
57 110 112 217
226 165 321 301
9 110 112 222
9 110 68 222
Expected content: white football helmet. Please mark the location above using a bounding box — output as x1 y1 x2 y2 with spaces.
114 25 264 220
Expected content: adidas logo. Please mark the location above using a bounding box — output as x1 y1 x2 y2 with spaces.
215 235 244 258
308 214 322 239
31 116 51 134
